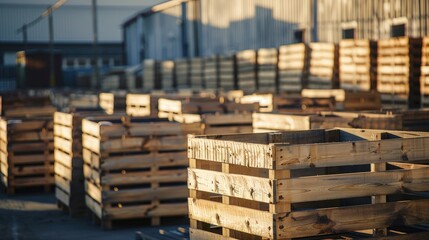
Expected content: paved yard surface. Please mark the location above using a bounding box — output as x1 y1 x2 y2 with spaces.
0 187 188 240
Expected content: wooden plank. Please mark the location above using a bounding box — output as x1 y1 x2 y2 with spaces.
188 168 273 203
101 152 188 171
188 198 274 239
101 169 187 186
56 187 70 206
190 228 239 240
104 202 188 220
103 185 188 203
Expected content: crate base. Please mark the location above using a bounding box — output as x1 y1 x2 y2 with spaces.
4 184 53 195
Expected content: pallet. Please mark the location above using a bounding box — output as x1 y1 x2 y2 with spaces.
0 117 55 194
239 93 274 112
301 89 381 111
82 116 202 229
126 94 156 117
99 92 126 115
420 37 429 107
339 39 377 92
377 37 422 109
188 129 429 239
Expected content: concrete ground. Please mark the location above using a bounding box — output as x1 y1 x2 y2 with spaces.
0 187 188 240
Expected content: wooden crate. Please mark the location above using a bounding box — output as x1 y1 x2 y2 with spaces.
236 50 257 93
278 43 308 93
160 60 175 90
54 111 110 215
339 39 377 91
257 48 278 92
170 113 253 135
301 89 381 111
204 55 218 90
1 94 52 116
0 117 55 194
143 60 157 90
252 112 402 133
421 37 429 107
82 117 202 229
99 92 126 115
188 129 429 239
190 58 204 90
307 43 339 89
68 93 100 112
239 93 274 112
219 54 236 91
377 37 422 109
126 94 153 117
175 59 190 89
158 97 257 119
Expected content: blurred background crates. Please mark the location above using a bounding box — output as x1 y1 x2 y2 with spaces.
175 59 190 89
99 92 127 115
218 54 235 91
307 43 339 89
339 39 377 92
421 37 429 108
189 58 204 90
143 60 157 91
257 48 278 92
203 55 218 90
159 61 175 91
278 43 308 93
377 37 422 109
236 50 257 93
82 117 202 229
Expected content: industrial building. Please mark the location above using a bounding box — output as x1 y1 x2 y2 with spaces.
123 0 429 64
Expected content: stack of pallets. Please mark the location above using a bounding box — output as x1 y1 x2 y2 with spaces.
0 102 57 194
175 59 189 89
143 60 157 90
377 37 422 109
339 39 377 91
82 117 202 229
307 42 339 89
239 93 274 112
421 37 429 107
218 54 235 91
278 43 308 93
236 50 257 93
257 48 278 92
159 61 175 91
190 58 204 90
99 92 126 115
203 56 218 90
188 129 429 239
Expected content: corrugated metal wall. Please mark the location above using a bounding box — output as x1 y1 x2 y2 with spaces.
124 0 429 63
199 0 313 56
317 0 429 42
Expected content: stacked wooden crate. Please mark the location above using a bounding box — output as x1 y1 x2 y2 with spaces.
126 94 153 117
301 89 381 111
159 61 175 90
236 50 257 93
0 105 57 194
377 37 422 109
339 39 377 91
239 93 273 112
190 58 204 90
278 43 308 93
143 60 157 90
68 93 100 112
307 42 339 89
175 59 190 89
188 129 429 239
203 56 218 90
99 92 126 115
421 37 429 107
54 112 107 215
218 54 235 91
82 117 202 229
257 48 278 92
252 112 402 133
